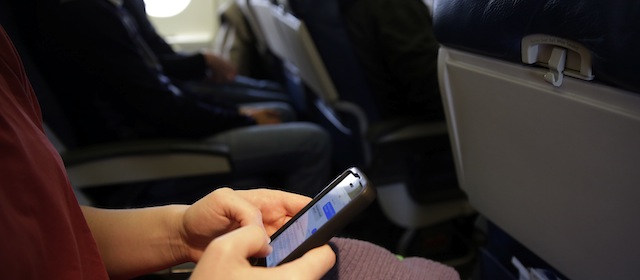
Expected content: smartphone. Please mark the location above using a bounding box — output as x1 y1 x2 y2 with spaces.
253 167 376 267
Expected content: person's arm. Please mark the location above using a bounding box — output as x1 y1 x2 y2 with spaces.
81 205 190 279
80 187 266 279
152 51 239 84
202 52 238 83
82 188 335 279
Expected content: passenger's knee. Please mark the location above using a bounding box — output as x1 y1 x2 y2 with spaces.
293 122 332 154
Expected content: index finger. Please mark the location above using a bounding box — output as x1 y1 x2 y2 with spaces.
236 189 311 216
191 187 267 236
275 190 311 216
216 188 267 231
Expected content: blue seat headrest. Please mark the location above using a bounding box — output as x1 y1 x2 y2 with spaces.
433 0 640 93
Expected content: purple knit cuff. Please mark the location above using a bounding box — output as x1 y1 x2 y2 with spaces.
321 237 460 280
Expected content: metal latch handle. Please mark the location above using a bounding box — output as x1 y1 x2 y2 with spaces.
522 34 594 87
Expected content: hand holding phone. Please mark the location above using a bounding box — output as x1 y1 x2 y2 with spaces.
190 225 336 280
253 167 376 267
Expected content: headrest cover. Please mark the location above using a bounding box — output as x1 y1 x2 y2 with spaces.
433 0 640 93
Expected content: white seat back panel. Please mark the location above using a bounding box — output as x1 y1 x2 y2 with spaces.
439 47 640 280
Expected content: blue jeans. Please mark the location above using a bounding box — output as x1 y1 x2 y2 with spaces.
206 121 332 197
188 78 331 196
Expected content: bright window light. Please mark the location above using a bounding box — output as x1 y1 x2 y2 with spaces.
143 0 192 18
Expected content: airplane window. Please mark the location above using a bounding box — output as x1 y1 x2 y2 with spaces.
143 0 192 18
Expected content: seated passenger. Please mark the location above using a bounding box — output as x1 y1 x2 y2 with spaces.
23 0 331 198
341 0 444 121
122 0 287 105
0 24 460 280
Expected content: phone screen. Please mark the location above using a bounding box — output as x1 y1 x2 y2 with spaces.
265 172 365 267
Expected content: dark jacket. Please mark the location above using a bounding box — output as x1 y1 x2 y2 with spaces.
122 0 210 81
30 0 255 146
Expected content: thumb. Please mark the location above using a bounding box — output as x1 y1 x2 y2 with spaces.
271 245 336 279
190 225 272 279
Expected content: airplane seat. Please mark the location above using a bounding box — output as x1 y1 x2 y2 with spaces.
0 1 236 209
434 0 640 279
247 0 288 60
265 0 476 254
244 0 312 115
235 0 269 59
282 0 388 170
210 0 254 76
247 0 362 167
211 0 277 81
285 0 380 123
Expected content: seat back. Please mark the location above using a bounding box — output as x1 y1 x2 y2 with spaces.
247 0 370 167
249 0 290 61
287 0 380 122
435 1 640 279
271 11 339 105
277 7 379 168
263 1 473 242
235 0 268 56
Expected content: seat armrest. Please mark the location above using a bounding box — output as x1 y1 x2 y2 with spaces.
62 140 232 188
